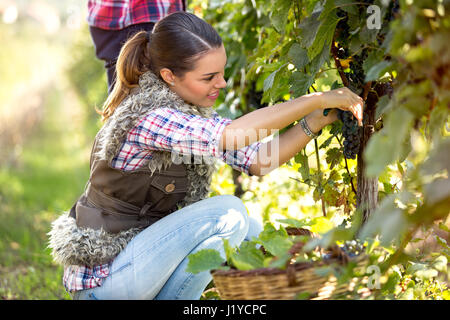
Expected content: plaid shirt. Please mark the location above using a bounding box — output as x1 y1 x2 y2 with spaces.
87 0 186 30
64 108 261 293
111 108 261 175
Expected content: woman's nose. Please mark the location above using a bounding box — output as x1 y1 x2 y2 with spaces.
215 75 227 88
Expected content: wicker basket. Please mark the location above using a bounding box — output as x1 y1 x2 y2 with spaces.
211 228 367 300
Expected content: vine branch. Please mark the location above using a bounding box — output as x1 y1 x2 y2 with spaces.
331 40 350 87
314 138 327 217
309 84 327 217
361 81 372 101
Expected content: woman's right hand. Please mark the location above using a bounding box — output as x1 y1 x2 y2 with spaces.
317 87 364 126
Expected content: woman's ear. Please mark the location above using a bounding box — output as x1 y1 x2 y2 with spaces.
159 68 176 86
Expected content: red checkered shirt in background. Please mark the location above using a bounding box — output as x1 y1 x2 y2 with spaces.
64 108 262 292
87 0 186 30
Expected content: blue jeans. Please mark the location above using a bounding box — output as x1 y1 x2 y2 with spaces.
72 195 263 300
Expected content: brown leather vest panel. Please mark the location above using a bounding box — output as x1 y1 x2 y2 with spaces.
70 135 189 234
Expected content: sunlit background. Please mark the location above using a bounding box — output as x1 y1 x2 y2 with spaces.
0 0 109 299
5 0 440 300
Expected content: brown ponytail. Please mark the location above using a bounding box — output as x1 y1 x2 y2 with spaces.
98 31 151 121
99 12 222 122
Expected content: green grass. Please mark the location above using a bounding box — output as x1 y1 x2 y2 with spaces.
0 80 94 300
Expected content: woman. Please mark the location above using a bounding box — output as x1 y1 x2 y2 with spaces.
48 12 363 300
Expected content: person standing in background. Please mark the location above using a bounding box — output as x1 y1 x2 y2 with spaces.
87 0 186 93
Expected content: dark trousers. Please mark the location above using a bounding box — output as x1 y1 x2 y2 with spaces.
89 23 155 93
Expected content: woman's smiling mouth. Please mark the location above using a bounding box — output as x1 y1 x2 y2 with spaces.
207 91 219 100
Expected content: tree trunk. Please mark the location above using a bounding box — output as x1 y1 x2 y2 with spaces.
357 89 379 223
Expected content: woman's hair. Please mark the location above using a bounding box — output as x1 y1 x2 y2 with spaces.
99 12 223 121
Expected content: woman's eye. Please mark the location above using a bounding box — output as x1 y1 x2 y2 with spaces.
204 76 214 81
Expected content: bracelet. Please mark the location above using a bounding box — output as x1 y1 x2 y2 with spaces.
300 117 322 139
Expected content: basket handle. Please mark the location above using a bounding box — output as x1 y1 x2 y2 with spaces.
286 263 298 287
285 241 305 287
328 244 350 265
284 228 313 287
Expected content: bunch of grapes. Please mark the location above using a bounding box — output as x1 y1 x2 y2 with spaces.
322 240 365 261
346 50 368 89
338 109 362 159
336 47 349 59
347 61 365 86
323 107 362 159
385 0 400 23
341 240 365 257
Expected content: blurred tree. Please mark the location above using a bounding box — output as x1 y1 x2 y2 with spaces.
66 24 107 135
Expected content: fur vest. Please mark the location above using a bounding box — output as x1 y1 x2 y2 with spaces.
48 71 218 267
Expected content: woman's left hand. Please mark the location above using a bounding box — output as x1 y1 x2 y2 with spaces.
304 108 338 134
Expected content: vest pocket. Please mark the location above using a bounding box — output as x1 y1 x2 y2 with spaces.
148 175 188 213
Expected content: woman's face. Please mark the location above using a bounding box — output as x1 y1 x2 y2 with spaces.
165 45 227 107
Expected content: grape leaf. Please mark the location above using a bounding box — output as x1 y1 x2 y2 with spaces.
359 195 408 246
365 60 392 82
335 0 359 15
308 9 340 60
308 41 331 74
267 252 292 269
288 43 309 70
263 63 288 103
421 138 450 175
428 104 449 141
319 135 334 149
295 151 310 181
186 249 227 274
325 147 342 170
259 222 289 239
230 241 265 270
364 107 414 176
290 71 314 96
263 69 278 92
423 178 450 216
363 50 386 74
270 0 292 33
298 11 322 48
375 95 392 119
223 238 236 267
255 223 292 257
276 218 313 229
257 235 293 257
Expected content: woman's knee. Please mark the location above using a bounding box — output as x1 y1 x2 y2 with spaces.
214 195 249 244
219 194 248 213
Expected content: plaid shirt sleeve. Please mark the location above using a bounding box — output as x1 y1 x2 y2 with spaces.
63 264 111 293
220 142 261 176
125 108 261 175
87 0 186 30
